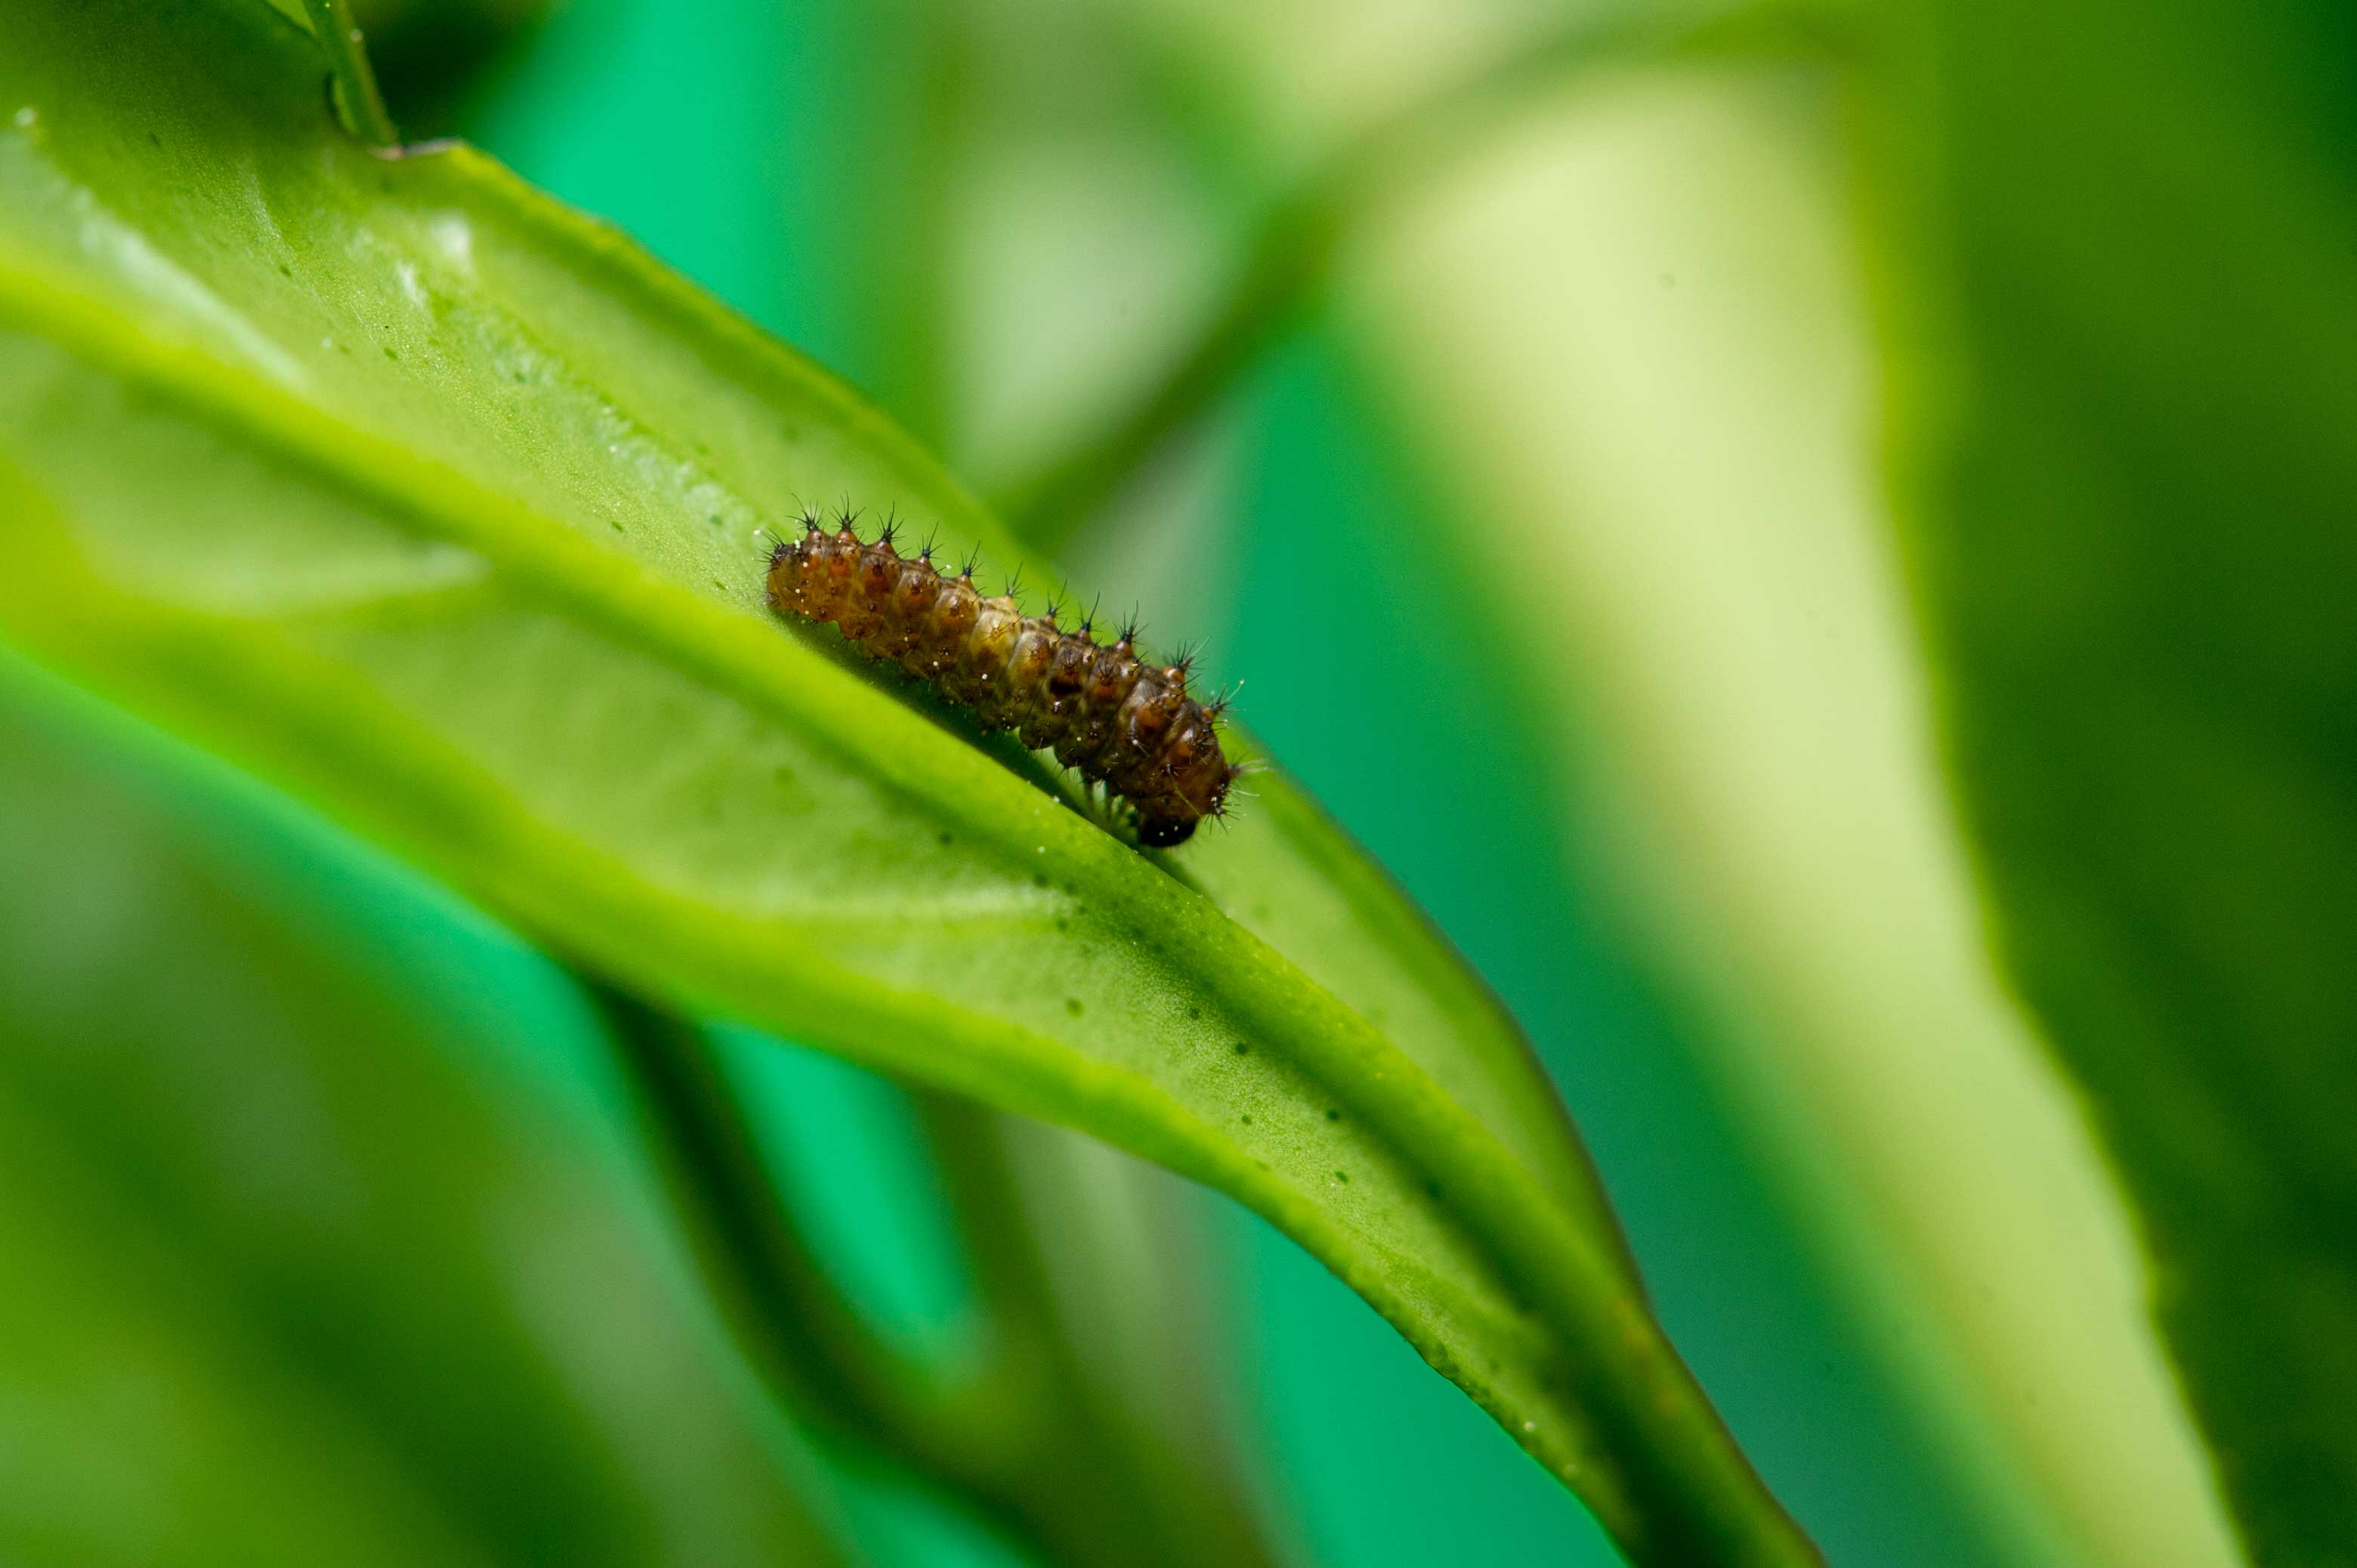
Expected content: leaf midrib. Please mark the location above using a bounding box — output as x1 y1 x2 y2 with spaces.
23 100 1622 1263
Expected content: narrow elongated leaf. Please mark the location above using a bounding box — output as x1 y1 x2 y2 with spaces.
1868 0 2357 1557
0 1 1810 1559
1333 57 2238 1568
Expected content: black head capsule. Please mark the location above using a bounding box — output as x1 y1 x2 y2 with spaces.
1138 814 1196 848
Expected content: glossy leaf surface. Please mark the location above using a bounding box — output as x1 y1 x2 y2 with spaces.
0 2 1810 1558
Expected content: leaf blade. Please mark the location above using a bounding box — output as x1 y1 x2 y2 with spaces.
0 2 1811 1557
1867 0 2357 1557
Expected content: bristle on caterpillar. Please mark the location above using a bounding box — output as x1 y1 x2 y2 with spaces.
767 514 1237 847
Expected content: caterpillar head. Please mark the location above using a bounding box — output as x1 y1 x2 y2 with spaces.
1138 813 1197 848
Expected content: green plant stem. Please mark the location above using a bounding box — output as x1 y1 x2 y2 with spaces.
587 980 1283 1568
907 1093 1286 1568
587 983 1018 1485
302 0 400 148
997 1 1824 555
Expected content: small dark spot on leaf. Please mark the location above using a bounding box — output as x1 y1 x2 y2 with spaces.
382 346 397 360
1032 872 1049 888
1053 916 1067 931
1064 998 1083 1017
1325 1109 1340 1122
1240 1113 1252 1124
1231 1042 1249 1055
938 831 954 847
1188 1006 1201 1020
709 514 724 526
1333 1170 1348 1184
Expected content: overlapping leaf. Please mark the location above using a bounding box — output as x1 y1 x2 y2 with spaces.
1868 0 2357 1557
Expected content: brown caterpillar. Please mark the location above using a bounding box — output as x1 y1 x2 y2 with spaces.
767 511 1237 847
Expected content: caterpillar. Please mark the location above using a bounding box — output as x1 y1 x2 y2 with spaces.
767 511 1237 847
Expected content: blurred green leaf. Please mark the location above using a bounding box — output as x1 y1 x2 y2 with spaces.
0 1 1813 1559
0 671 849 1568
1337 61 2244 1562
607 999 1286 1568
991 2 1730 556
1870 0 2357 1559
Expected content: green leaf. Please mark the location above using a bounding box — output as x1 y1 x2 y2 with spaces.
0 666 850 1568
1322 52 2240 1568
1867 0 2357 1558
0 1 1811 1560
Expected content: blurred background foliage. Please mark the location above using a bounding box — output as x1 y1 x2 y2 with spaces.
4 0 2348 1561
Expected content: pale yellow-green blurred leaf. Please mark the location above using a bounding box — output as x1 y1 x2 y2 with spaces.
1338 55 2239 1568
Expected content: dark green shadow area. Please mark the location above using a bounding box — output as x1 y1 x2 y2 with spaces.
0 652 854 1568
0 650 1024 1568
